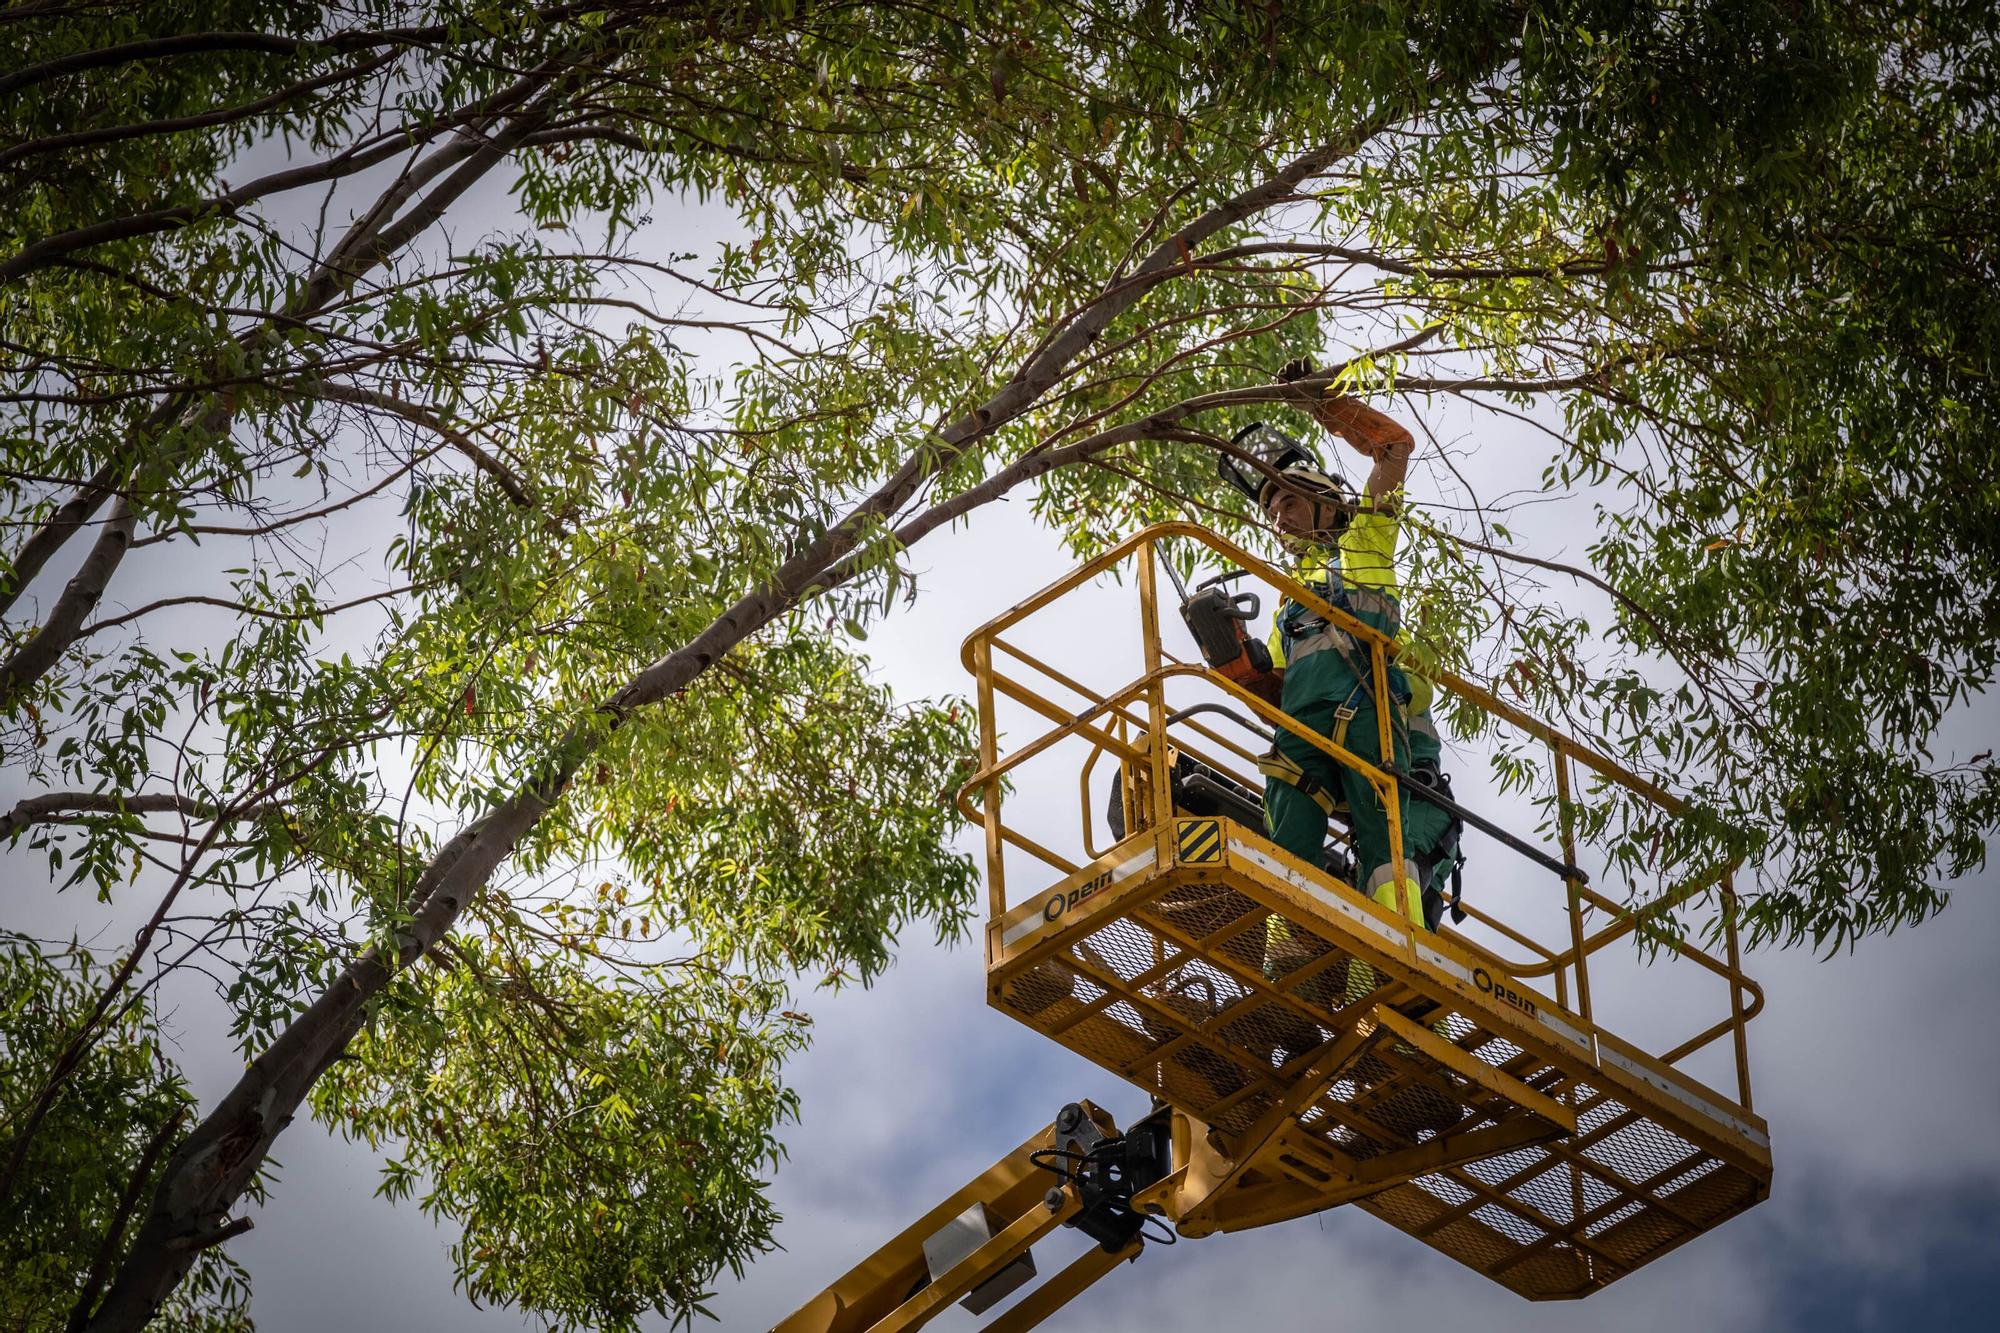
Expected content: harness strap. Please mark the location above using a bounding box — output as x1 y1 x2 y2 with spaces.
1329 680 1395 753
1259 675 1376 812
1256 746 1339 816
1330 700 1358 749
1287 624 1374 690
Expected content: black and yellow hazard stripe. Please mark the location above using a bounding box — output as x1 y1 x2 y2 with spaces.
1176 818 1222 864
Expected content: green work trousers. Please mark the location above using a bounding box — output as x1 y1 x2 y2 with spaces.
1263 651 1422 926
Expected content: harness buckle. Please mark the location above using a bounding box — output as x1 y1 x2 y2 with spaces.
1331 703 1358 748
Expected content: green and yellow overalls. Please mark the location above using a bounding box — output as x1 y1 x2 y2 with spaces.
1260 504 1427 925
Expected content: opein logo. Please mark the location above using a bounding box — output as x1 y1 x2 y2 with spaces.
1043 868 1115 924
1472 965 1539 1019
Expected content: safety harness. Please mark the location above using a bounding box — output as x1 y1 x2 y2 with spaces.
1258 555 1471 930
1256 556 1409 793
1255 745 1339 815
1252 673 1381 814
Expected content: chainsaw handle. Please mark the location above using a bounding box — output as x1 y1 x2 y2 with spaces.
1194 570 1260 620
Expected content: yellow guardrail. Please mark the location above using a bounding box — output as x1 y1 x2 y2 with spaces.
956 521 1761 1114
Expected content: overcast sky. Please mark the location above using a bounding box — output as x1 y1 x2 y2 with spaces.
14 485 1993 1333
6 119 1998 1333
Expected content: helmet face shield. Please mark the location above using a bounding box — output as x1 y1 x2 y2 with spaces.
1219 422 1318 503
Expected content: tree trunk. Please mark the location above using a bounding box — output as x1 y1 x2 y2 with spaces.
79 790 546 1330
78 114 1415 1327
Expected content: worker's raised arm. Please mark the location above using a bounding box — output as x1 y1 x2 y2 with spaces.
1310 395 1414 506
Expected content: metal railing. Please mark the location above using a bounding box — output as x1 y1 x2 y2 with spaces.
956 521 1762 1114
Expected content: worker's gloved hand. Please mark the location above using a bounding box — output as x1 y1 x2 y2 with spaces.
1276 356 1315 385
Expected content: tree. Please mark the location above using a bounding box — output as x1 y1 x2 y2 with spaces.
0 939 252 1332
2 1 1995 1328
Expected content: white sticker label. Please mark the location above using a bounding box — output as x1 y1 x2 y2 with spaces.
1416 941 1471 984
1598 1046 1770 1148
1000 845 1159 950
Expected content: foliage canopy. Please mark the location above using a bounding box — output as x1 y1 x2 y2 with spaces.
1 1 1994 1328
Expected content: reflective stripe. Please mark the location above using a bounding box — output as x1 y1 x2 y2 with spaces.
1285 593 1397 639
1365 862 1425 926
1231 838 1407 948
1407 712 1440 743
1342 587 1396 619
1287 626 1359 666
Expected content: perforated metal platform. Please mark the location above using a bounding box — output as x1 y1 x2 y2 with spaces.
987 818 1772 1300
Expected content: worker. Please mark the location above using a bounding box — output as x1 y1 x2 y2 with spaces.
1212 379 1471 1139
1219 364 1432 929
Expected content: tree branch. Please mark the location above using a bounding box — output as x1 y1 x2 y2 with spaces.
0 51 402 171
74 583 420 641
0 792 281 842
0 54 555 285
0 813 247 1209
1 84 562 710
0 32 312 100
1194 240 1702 282
64 1109 186 1333
0 494 134 708
306 383 533 506
0 461 120 620
610 125 1397 717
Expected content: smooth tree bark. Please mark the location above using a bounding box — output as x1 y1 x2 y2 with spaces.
81 121 1407 1329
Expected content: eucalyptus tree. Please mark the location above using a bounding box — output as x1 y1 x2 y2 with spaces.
2 1 1994 1329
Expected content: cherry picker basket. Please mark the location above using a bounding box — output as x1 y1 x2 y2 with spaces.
961 523 1770 1299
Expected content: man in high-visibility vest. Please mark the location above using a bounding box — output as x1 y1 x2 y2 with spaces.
1222 383 1468 1134
1223 396 1426 929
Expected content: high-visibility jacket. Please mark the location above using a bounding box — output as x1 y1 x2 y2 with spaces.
1266 505 1410 711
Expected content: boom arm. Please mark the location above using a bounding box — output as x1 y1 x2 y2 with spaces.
771 1101 1160 1333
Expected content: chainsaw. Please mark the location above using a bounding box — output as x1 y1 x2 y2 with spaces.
1164 561 1279 696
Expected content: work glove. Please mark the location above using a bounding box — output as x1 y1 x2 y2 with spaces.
1276 356 1314 384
